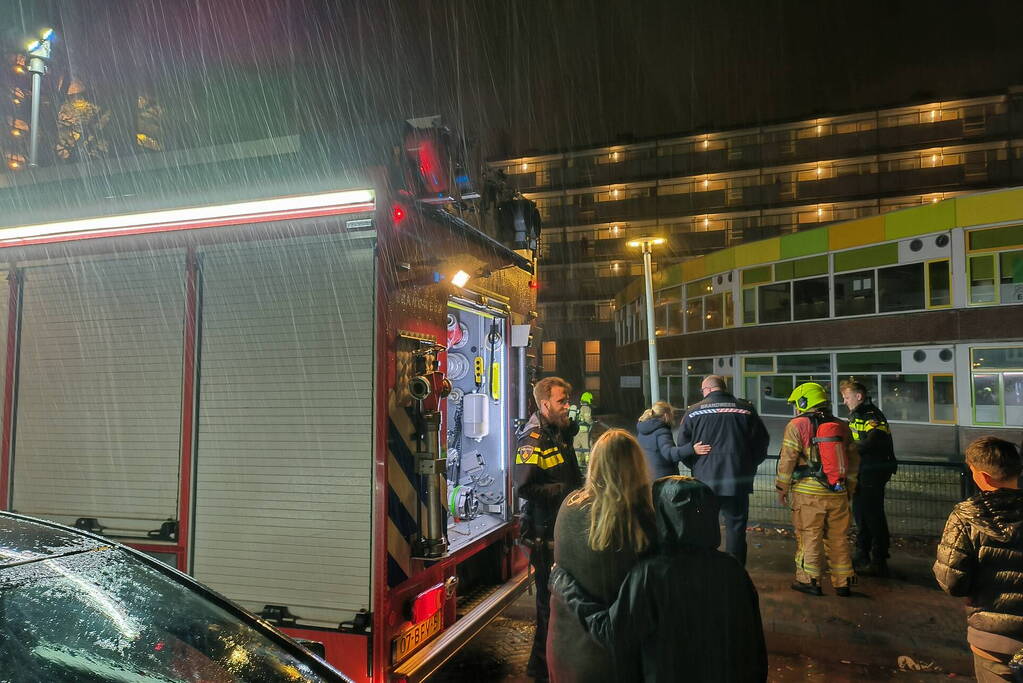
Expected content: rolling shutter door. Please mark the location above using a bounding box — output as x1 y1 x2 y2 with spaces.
193 232 375 628
12 253 186 528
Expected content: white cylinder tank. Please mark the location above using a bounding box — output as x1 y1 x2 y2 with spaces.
462 392 490 440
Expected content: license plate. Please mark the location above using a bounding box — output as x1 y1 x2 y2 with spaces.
392 612 443 663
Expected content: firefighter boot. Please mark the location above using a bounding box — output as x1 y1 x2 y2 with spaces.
791 578 823 596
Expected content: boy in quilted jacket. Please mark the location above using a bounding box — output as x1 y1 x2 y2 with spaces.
934 436 1023 682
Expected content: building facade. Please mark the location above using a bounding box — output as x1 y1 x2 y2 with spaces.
490 89 1023 411
611 185 1023 463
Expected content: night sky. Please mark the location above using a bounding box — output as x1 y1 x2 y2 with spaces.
5 0 1023 158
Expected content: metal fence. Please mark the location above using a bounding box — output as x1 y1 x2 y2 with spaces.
750 457 970 537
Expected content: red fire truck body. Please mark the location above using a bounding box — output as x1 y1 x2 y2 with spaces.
0 123 536 681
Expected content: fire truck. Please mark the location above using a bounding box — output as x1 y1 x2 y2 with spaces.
0 119 539 681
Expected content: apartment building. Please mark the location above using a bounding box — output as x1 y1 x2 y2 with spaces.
490 89 1023 411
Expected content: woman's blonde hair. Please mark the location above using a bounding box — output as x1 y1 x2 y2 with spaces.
638 401 674 424
568 429 653 553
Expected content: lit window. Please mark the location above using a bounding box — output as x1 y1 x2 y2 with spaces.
542 341 557 373
585 340 601 374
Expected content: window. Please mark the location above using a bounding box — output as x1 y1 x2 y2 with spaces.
760 375 794 415
834 270 875 316
927 260 951 308
758 282 791 323
878 263 925 313
969 254 996 304
744 356 774 373
685 298 704 332
1000 250 1023 304
837 350 901 373
792 277 829 320
704 294 723 330
585 340 601 374
778 354 831 373
542 341 557 373
584 376 601 392
931 374 955 423
742 288 756 324
880 374 929 422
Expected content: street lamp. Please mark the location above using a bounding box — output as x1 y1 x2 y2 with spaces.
627 236 666 404
25 28 55 168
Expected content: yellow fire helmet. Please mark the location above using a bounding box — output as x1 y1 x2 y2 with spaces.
580 391 594 404
787 382 829 413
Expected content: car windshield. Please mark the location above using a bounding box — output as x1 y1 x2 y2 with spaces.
0 547 338 682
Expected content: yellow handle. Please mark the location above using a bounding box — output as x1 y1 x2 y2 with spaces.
490 363 500 400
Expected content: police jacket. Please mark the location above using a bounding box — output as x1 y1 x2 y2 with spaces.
515 412 583 543
637 417 687 480
934 488 1023 655
675 391 770 496
551 477 768 683
775 410 859 497
847 402 897 484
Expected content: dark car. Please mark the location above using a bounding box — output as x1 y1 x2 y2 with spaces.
0 511 353 682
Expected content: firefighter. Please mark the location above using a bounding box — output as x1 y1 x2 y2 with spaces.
841 380 898 577
775 382 860 597
570 391 595 470
516 376 583 682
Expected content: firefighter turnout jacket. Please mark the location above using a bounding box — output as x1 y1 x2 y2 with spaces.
847 401 897 484
515 412 583 546
775 412 860 497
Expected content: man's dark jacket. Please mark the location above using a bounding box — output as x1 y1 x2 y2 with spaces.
551 477 767 683
847 401 897 485
675 390 770 496
515 412 583 544
934 488 1023 655
637 417 686 480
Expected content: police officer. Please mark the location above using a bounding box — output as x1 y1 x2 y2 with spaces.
776 383 860 597
841 380 898 577
516 376 583 682
676 375 769 566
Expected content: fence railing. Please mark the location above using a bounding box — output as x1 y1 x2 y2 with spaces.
750 457 970 537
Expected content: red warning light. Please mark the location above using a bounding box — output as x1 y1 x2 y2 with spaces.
529 280 539 290
392 204 407 224
410 583 445 624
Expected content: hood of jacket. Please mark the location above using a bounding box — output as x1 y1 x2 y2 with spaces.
637 416 670 436
957 488 1023 544
517 411 541 439
651 476 721 552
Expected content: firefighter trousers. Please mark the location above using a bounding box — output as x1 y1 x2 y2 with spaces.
791 491 855 588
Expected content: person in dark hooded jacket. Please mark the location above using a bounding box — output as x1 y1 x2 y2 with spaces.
934 436 1023 682
636 402 710 480
551 476 768 683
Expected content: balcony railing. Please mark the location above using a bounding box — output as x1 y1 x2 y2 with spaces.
502 112 1015 193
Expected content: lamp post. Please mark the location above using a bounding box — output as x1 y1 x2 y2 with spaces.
25 28 55 168
628 237 665 404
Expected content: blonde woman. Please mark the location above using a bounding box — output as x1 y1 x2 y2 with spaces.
637 401 710 480
547 429 655 683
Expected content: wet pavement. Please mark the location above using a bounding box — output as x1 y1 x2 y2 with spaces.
434 528 977 682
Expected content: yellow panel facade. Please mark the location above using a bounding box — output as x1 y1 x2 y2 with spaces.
956 187 1023 228
703 247 735 276
680 257 707 283
829 215 884 251
733 238 780 267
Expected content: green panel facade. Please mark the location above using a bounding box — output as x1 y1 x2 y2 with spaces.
779 227 829 259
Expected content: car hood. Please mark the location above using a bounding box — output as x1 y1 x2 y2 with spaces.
0 514 106 567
